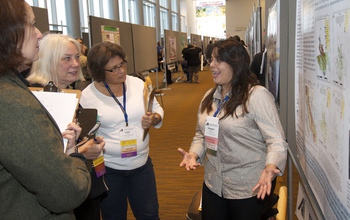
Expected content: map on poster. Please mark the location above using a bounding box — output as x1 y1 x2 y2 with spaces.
295 0 350 219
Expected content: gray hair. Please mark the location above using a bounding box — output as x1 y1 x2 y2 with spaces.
27 33 84 87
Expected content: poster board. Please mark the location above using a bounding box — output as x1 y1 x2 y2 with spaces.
293 0 350 219
132 24 158 72
262 0 350 219
164 30 180 64
89 16 135 74
31 7 49 34
190 34 202 48
202 36 211 58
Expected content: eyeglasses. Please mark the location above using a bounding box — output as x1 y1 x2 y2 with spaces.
104 61 127 73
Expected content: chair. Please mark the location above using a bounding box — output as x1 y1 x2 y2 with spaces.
276 186 287 220
154 89 164 107
186 191 202 220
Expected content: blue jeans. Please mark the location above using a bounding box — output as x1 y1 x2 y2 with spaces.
101 157 159 220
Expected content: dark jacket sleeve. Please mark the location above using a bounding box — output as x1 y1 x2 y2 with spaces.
0 74 91 215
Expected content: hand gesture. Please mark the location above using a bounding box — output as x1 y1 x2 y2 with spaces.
252 164 280 200
178 148 200 171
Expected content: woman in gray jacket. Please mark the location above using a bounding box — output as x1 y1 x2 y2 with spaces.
0 1 104 219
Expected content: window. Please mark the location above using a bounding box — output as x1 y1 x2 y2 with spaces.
159 0 167 8
143 1 156 27
171 0 178 13
180 15 186 33
79 0 89 33
48 0 67 34
160 8 168 35
172 13 178 31
25 0 46 7
119 0 137 24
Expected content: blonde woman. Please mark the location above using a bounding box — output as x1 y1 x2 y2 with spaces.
27 33 85 89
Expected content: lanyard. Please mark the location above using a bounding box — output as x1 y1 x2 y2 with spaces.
213 95 229 117
103 81 128 126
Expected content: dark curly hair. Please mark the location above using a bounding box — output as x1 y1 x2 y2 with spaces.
202 39 258 118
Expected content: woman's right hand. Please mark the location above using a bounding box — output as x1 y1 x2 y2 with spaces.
178 148 200 171
78 136 105 160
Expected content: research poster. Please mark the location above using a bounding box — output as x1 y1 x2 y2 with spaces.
168 36 177 62
101 25 120 45
295 0 350 219
266 0 280 103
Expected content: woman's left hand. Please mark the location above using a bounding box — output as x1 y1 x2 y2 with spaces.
252 164 281 200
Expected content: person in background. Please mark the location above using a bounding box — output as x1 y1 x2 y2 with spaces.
230 35 251 58
181 45 190 82
250 46 267 87
80 41 164 220
157 41 164 71
76 37 91 83
0 0 104 218
183 44 202 83
178 39 288 220
76 37 88 56
26 33 107 220
27 34 85 89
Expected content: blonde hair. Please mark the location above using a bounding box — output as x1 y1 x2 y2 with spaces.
27 33 84 87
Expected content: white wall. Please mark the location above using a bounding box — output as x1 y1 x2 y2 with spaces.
226 0 258 39
180 0 197 39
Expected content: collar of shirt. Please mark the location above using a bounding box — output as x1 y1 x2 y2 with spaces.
212 85 231 102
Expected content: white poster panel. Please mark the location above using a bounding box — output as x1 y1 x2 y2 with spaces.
266 0 280 103
168 36 177 62
295 183 317 220
295 0 350 218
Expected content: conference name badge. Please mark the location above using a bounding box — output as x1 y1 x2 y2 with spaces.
205 116 219 156
120 126 137 158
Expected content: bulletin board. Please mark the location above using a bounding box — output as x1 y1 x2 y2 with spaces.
32 7 49 34
131 24 158 72
89 16 135 74
190 34 202 48
178 32 188 59
164 30 180 64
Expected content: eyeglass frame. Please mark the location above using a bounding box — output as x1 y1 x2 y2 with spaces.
104 60 127 73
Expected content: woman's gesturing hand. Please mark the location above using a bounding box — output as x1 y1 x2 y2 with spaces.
252 164 280 200
178 148 201 171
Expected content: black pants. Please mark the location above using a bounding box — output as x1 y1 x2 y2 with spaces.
202 183 264 220
74 196 102 220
